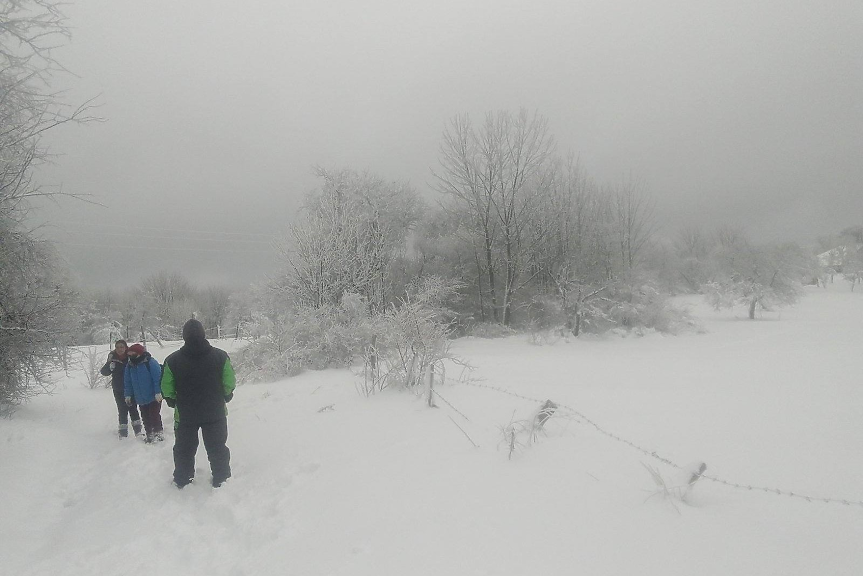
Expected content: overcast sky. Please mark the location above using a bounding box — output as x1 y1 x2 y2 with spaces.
33 0 863 288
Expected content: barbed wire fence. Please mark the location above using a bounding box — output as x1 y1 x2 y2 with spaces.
435 374 863 508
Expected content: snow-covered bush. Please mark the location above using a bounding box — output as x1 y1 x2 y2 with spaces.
523 295 564 332
466 322 517 339
359 277 461 395
78 346 108 390
701 236 805 319
235 277 462 390
521 296 567 345
519 276 691 337
234 293 375 383
498 400 559 459
602 281 693 335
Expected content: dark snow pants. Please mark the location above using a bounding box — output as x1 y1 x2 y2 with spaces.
173 418 231 486
139 401 163 436
112 384 140 425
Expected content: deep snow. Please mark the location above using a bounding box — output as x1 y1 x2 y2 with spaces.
2 284 863 575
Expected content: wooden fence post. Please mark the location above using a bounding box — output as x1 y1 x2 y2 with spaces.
426 363 436 407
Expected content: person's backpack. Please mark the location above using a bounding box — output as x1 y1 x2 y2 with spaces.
145 358 163 386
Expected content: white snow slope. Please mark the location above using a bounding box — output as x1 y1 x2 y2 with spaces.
2 284 863 576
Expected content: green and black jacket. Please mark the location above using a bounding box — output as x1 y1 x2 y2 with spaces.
162 340 236 426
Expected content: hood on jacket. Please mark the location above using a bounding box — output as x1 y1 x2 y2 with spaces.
182 319 206 343
181 318 211 357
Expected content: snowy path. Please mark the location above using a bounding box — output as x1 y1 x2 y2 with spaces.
3 286 863 575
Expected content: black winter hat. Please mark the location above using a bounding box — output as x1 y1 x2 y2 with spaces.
182 318 206 343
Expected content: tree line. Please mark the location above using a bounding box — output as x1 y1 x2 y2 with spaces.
74 117 833 385
0 1 849 409
228 110 822 382
79 273 234 344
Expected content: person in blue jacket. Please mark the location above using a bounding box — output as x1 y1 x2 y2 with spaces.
123 343 164 443
100 339 143 439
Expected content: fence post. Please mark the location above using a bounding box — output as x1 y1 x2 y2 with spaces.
369 334 377 371
426 363 436 408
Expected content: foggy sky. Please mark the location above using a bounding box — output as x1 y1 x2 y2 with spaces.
33 0 863 288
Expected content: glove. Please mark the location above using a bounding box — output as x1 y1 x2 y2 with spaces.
125 397 132 406
225 392 233 403
165 397 176 408
155 393 163 402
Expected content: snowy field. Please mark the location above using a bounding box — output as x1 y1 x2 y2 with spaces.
2 284 863 575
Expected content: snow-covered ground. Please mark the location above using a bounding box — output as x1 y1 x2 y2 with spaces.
3 284 863 576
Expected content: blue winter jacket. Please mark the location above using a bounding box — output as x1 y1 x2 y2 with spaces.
124 353 162 405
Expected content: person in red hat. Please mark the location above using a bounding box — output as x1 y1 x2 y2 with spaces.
123 343 164 443
100 339 143 439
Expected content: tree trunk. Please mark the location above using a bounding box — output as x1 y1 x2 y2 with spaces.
576 312 582 336
748 297 757 319
485 237 499 323
474 250 485 322
502 238 515 326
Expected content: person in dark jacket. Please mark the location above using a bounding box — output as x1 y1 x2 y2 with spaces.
100 339 143 439
123 343 164 443
162 319 236 488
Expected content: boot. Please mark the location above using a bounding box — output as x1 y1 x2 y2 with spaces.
145 433 155 444
173 477 193 489
212 472 231 488
154 431 165 442
118 423 128 439
132 420 144 438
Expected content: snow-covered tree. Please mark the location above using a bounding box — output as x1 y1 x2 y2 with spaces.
139 271 197 339
278 167 422 312
434 109 555 325
674 225 712 292
195 285 233 337
608 176 655 274
0 222 78 408
702 231 805 319
0 1 94 410
842 249 863 291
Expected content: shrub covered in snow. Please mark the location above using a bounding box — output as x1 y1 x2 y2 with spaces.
359 277 461 395
235 278 462 387
234 293 375 383
77 346 109 390
466 322 517 339
600 281 694 335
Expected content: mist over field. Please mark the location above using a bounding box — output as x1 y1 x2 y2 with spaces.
25 0 863 287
